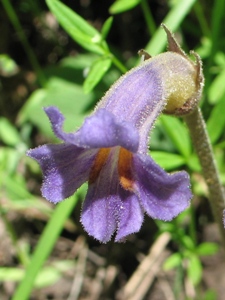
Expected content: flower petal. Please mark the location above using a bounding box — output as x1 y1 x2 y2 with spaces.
81 183 118 243
27 144 97 203
115 189 144 242
133 154 192 220
81 148 144 242
81 150 119 242
44 107 139 152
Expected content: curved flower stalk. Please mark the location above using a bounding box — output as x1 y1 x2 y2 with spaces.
27 26 202 243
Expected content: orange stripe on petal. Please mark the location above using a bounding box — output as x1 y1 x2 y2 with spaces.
89 148 111 184
118 148 134 191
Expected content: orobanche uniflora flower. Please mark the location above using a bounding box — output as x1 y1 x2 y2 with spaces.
27 25 203 243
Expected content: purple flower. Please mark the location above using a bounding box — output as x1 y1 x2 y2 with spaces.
27 30 198 242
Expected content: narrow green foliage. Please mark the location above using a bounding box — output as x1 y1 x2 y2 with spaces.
208 68 225 104
84 56 112 93
18 77 94 138
46 0 107 54
101 17 114 40
12 195 79 300
145 0 196 55
0 54 18 76
187 254 202 285
0 262 75 288
196 242 219 256
151 151 185 170
2 0 46 86
207 97 225 144
209 0 225 66
193 1 210 37
0 118 21 146
140 0 156 35
163 253 182 270
109 0 141 14
160 115 191 159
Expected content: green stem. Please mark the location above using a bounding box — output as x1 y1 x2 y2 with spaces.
12 195 78 300
193 2 210 37
205 0 225 90
1 0 46 87
189 203 197 246
140 0 156 36
183 108 225 248
111 55 128 73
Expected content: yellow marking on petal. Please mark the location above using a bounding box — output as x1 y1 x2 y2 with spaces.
89 148 111 184
118 148 134 191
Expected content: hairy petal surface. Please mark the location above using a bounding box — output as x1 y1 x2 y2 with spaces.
81 151 119 243
81 183 119 243
133 154 192 221
45 107 139 152
27 144 97 203
81 149 144 242
115 189 144 242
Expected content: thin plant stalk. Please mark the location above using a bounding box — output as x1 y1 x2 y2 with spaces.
205 0 225 90
193 2 210 37
183 107 225 247
111 55 128 73
2 0 47 87
140 0 156 36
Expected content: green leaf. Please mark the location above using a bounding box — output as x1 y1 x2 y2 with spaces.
0 148 21 174
151 151 185 170
83 56 112 93
2 171 34 200
208 67 225 104
35 264 75 288
109 0 141 14
0 118 21 146
160 115 191 158
0 54 19 76
0 268 24 281
163 253 182 270
181 235 195 250
196 242 219 256
186 153 201 172
46 0 105 54
0 262 75 288
19 77 94 138
207 97 225 144
203 289 217 300
187 255 202 285
101 17 113 40
145 0 196 55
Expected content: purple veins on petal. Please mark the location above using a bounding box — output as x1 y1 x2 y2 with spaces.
132 154 192 221
81 149 120 243
81 148 144 243
115 189 144 242
27 144 97 203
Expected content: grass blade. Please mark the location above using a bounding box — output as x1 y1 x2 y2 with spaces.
145 0 196 55
46 0 105 54
12 195 79 300
160 115 191 159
